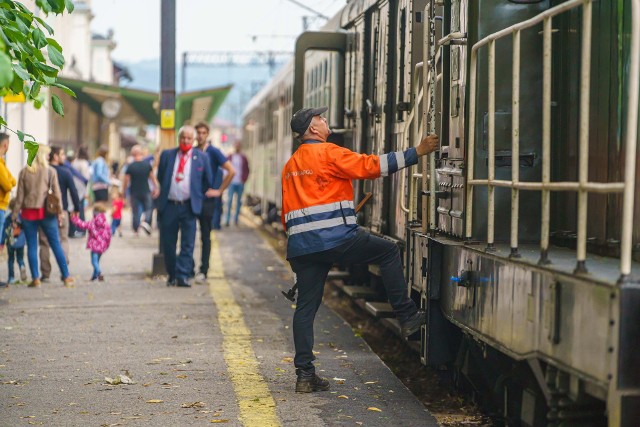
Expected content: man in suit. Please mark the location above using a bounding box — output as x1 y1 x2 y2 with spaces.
157 125 218 287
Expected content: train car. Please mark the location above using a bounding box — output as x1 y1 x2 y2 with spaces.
242 0 640 425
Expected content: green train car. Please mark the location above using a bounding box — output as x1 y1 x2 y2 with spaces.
242 0 640 425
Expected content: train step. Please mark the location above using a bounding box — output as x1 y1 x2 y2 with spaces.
327 270 350 281
342 285 380 299
365 302 394 318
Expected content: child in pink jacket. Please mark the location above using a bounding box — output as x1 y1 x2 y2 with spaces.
71 203 112 281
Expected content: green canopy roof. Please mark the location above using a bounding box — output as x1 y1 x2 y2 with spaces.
58 77 233 127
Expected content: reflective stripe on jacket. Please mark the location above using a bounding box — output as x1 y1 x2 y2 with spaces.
281 141 418 259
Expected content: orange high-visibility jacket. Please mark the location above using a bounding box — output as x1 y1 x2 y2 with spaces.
281 140 418 258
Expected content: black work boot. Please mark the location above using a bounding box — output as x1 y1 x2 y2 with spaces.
295 369 330 393
401 310 426 337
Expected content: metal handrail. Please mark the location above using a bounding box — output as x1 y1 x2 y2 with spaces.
400 62 425 215
464 0 638 279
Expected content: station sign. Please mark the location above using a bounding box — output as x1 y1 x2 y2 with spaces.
161 109 175 129
3 93 26 103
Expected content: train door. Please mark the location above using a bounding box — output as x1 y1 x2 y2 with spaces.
389 0 429 241
364 1 391 234
440 0 467 237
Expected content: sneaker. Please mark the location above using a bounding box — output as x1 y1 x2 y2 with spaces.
139 222 152 235
40 275 49 283
19 266 27 281
0 281 8 288
194 272 206 284
8 277 16 284
166 278 176 287
28 279 41 288
98 275 104 282
63 277 75 288
401 310 427 337
295 371 330 393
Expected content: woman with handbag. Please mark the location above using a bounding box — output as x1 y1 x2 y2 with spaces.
11 145 73 287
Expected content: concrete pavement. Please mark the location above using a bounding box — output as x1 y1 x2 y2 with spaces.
0 212 437 426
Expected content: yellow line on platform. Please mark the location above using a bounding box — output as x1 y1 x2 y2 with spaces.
208 232 281 427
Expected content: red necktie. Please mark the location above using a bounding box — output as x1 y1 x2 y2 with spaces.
176 152 188 182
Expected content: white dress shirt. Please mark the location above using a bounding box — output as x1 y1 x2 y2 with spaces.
168 149 192 202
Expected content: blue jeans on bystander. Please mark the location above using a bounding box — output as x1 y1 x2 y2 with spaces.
22 215 70 280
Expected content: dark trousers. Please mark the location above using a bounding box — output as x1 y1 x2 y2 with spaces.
288 227 417 372
198 197 222 276
161 202 197 281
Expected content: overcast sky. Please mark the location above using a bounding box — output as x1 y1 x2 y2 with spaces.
91 0 346 62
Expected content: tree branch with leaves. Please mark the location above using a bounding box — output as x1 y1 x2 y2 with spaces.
0 0 75 165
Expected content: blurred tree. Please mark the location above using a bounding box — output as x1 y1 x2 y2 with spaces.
0 0 75 164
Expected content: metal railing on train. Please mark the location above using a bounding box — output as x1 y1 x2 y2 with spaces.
461 0 640 281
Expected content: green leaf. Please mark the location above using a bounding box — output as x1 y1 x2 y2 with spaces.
45 37 62 52
13 63 30 81
3 26 27 44
30 81 41 98
46 0 65 14
10 73 23 94
64 0 74 13
36 0 52 14
0 117 6 127
41 74 55 84
52 82 75 98
51 93 64 116
0 50 13 87
35 17 54 35
17 130 25 142
32 27 47 49
24 141 39 166
47 44 64 67
34 61 57 76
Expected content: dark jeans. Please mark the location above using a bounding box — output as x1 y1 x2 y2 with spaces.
7 246 25 281
198 199 214 277
161 202 196 281
91 252 102 278
130 192 153 231
288 227 417 372
22 216 70 280
212 196 222 230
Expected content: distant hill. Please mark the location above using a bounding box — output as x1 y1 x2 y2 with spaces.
119 58 288 125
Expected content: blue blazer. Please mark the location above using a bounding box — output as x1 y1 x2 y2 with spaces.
157 148 214 215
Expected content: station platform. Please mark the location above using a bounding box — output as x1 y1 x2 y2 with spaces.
0 214 437 426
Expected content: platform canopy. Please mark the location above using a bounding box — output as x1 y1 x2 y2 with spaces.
58 77 233 127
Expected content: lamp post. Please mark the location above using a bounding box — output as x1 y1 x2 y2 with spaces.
152 0 176 276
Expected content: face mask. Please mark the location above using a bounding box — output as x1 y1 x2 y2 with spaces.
179 143 192 153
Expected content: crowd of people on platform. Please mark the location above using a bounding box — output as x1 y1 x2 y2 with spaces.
0 124 250 288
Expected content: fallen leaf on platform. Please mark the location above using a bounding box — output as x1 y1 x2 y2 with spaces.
364 381 378 385
338 395 349 399
181 402 206 408
210 420 229 423
176 375 187 379
280 357 293 363
146 400 163 404
332 377 346 383
367 407 382 412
